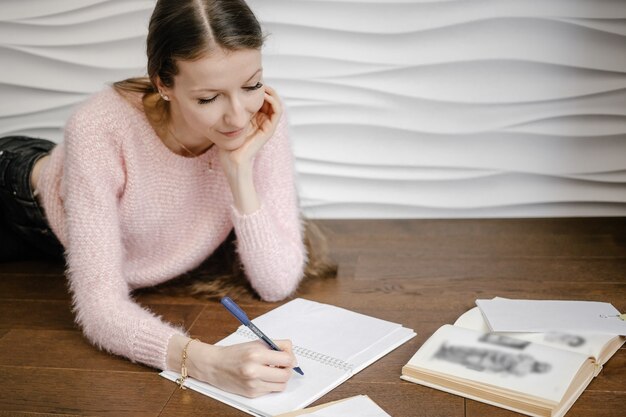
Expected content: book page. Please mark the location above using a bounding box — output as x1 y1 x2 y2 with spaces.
406 325 588 403
455 307 620 361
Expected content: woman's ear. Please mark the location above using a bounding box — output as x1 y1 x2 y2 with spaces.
154 77 171 101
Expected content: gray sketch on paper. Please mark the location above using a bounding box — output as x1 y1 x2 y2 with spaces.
433 343 552 376
544 332 586 348
479 333 530 350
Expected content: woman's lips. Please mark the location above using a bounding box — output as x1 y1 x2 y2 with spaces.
220 127 245 138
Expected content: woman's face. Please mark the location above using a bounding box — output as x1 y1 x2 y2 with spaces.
161 47 265 151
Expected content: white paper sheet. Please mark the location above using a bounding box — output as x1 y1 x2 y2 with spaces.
298 395 392 417
476 299 626 335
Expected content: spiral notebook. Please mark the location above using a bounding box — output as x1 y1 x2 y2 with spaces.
160 298 415 417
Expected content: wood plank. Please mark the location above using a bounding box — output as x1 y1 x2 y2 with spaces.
319 218 626 257
325 277 626 315
0 413 81 417
0 330 149 372
0 260 65 275
590 351 626 392
138 303 206 331
318 218 626 239
0 300 75 330
0 302 205 370
187 302 281 344
466 391 626 417
0 367 173 417
0 274 68 301
564 391 626 417
158 381 464 417
354 254 626 283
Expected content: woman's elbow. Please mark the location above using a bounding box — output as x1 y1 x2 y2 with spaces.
258 264 305 302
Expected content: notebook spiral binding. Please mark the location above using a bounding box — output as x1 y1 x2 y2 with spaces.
235 328 354 372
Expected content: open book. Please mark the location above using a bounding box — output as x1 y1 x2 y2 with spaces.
161 298 415 417
401 307 625 417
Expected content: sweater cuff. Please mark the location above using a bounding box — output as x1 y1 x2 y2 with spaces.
133 320 185 371
230 204 279 252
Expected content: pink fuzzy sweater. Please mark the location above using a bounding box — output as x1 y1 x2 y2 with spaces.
37 87 306 371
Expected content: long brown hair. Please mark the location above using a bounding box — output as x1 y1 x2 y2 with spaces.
119 0 336 299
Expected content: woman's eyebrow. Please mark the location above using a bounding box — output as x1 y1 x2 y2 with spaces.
244 68 263 82
191 68 263 93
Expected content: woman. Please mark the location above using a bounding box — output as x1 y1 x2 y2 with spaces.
0 0 329 398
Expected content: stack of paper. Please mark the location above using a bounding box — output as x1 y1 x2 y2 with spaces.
475 298 626 335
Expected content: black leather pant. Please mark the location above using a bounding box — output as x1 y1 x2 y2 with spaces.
0 136 64 261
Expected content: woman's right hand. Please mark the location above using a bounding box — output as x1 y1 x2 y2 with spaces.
168 335 298 398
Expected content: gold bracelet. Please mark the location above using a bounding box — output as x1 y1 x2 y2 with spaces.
175 338 199 389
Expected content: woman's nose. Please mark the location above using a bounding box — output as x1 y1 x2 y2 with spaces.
223 97 247 128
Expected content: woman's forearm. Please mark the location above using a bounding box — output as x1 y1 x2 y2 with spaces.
226 163 260 215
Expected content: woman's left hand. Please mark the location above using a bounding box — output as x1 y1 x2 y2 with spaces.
218 85 282 214
219 85 282 173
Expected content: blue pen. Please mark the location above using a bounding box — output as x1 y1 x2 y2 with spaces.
221 297 304 376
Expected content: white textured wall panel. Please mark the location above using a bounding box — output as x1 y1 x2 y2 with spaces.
1 0 625 218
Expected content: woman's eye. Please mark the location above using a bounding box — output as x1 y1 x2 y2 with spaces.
198 96 218 105
244 82 263 91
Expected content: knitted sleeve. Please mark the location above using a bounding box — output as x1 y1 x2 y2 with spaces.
230 112 307 302
62 93 184 370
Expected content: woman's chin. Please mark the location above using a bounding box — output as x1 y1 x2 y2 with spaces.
217 137 246 151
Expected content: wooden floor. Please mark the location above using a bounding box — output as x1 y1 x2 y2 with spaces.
1 218 625 417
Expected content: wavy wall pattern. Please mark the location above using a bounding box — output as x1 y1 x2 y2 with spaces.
1 0 625 218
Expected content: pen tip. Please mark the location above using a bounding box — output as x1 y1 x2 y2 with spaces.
294 366 304 376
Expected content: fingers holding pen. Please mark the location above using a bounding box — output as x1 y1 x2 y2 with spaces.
239 345 292 397
239 340 297 379
190 340 298 398
273 339 299 368
211 298 301 396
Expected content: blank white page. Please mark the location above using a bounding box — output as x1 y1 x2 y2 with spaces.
240 298 403 362
476 299 626 335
